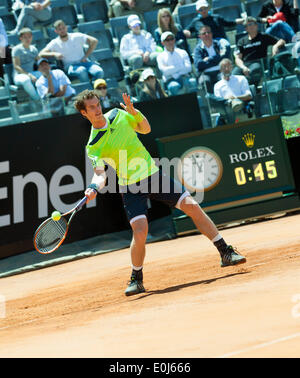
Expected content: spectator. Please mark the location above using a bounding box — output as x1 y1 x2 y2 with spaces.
120 14 159 70
232 17 285 86
257 0 299 43
12 27 41 100
93 78 120 109
10 0 52 35
109 0 163 18
0 17 12 79
39 19 104 83
209 58 254 125
137 67 168 101
193 25 231 93
157 31 197 96
154 8 190 55
36 57 75 115
185 0 244 40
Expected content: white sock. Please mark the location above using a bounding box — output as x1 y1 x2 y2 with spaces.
132 265 143 271
211 234 223 243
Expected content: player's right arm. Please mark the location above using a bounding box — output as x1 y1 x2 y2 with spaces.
85 167 107 203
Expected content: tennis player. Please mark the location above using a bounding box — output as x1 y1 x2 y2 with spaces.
74 90 246 296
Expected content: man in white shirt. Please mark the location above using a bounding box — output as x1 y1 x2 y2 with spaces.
120 14 159 70
39 19 104 83
157 31 197 96
209 58 254 125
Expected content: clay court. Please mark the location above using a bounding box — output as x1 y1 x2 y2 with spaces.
0 212 300 358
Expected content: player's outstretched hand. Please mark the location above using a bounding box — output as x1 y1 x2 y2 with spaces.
120 93 138 116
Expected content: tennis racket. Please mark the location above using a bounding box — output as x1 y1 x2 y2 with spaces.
33 196 88 254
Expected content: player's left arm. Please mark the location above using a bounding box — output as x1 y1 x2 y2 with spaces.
120 93 151 134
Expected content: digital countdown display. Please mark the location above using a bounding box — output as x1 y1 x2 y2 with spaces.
156 116 295 207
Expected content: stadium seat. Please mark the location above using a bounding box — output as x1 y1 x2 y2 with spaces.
92 49 124 81
0 7 16 31
79 0 109 24
212 0 242 10
177 3 196 30
244 0 264 18
212 5 242 27
143 10 159 37
78 20 114 52
109 16 130 45
51 3 78 28
72 81 93 94
31 29 49 51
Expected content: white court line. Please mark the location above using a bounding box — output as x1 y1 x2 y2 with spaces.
217 332 300 358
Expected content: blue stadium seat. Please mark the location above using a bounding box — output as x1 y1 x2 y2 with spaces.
78 20 114 52
212 5 243 33
109 16 130 45
143 10 159 37
31 29 49 51
79 0 109 24
92 49 124 81
245 0 264 18
177 3 196 30
0 7 16 31
51 3 78 28
72 81 93 94
212 0 242 10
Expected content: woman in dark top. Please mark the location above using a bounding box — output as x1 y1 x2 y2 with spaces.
154 8 191 55
138 68 168 102
257 0 299 42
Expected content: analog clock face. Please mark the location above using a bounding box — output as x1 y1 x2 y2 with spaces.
177 147 223 192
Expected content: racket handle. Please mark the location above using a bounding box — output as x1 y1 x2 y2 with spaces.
76 196 88 211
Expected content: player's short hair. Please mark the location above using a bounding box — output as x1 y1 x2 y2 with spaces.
219 58 233 69
74 90 100 112
243 16 257 26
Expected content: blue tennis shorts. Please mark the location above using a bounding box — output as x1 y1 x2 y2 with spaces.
120 170 190 224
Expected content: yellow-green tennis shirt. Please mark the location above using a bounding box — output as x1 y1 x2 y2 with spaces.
86 108 159 186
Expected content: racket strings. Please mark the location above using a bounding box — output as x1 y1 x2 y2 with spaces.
35 218 67 253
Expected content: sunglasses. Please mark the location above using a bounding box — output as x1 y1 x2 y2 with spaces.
165 37 175 41
246 22 256 27
200 31 211 35
198 7 208 11
97 86 107 90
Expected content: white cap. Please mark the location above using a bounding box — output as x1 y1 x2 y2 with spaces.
161 31 174 42
196 0 209 10
141 68 155 81
127 14 141 28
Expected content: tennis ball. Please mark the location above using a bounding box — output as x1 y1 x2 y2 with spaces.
51 211 61 221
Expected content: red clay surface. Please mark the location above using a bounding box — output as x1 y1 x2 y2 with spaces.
0 212 300 358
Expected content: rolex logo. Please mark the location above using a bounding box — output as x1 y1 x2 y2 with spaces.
242 133 255 148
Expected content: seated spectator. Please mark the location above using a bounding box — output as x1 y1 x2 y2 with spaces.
10 0 52 35
257 0 299 43
93 78 120 109
0 17 12 79
185 0 244 40
137 67 168 101
157 31 197 96
120 14 159 70
209 58 254 125
39 20 104 83
12 27 41 101
193 25 231 93
154 8 191 56
36 57 75 115
109 0 163 18
232 17 285 86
